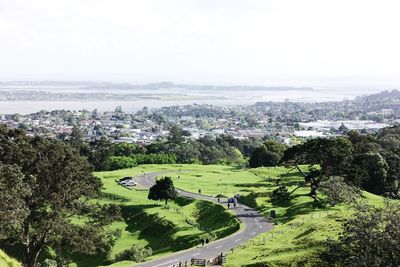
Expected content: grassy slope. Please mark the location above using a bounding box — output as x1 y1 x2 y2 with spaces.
2 164 383 267
77 166 240 267
120 164 384 267
0 250 21 267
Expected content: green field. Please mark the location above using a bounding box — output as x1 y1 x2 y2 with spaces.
2 164 385 267
82 165 241 267
93 164 332 266
98 164 384 267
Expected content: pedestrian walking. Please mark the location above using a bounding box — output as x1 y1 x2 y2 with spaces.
201 239 205 246
205 238 209 245
228 203 230 208
217 197 220 203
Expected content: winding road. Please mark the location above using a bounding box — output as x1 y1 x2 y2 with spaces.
133 172 274 267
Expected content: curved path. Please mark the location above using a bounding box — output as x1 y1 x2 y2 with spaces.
133 172 274 267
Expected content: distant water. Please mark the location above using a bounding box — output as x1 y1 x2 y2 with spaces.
0 87 384 115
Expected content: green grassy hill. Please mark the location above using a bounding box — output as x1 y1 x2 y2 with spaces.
110 164 383 267
84 166 241 267
1 164 384 267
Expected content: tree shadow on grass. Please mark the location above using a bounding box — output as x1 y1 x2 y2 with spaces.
0 235 111 267
65 251 110 267
174 197 194 207
99 192 130 202
120 204 202 254
234 183 267 188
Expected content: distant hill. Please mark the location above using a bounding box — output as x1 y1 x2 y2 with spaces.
0 81 314 91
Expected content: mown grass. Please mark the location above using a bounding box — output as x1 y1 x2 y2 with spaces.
0 250 21 267
94 164 336 266
72 166 240 267
1 164 385 267
119 164 384 267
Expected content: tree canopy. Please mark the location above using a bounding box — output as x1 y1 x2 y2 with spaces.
249 140 287 168
322 202 400 266
148 176 178 204
0 125 119 267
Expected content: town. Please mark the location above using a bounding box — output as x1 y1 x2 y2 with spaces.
1 90 398 145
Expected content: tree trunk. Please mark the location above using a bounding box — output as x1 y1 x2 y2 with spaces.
25 249 41 267
22 224 31 267
295 165 307 178
310 178 320 199
289 185 303 196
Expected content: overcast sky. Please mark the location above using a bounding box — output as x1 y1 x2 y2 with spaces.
1 0 400 86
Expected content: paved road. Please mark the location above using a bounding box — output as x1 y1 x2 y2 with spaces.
133 171 274 267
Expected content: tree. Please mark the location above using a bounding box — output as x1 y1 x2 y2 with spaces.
321 202 400 266
319 176 360 206
0 163 30 240
68 125 84 149
114 143 145 157
282 137 353 198
84 137 115 171
114 245 152 262
148 176 178 204
0 125 118 267
249 140 286 168
169 125 184 144
348 152 388 194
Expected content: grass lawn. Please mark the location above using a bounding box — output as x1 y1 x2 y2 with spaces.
109 164 385 267
1 164 386 267
68 165 241 267
0 250 21 267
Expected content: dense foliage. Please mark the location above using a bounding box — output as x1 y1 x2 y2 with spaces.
148 176 178 204
114 245 152 263
322 202 400 266
249 140 287 167
282 127 400 197
105 154 176 170
0 125 120 267
72 126 255 171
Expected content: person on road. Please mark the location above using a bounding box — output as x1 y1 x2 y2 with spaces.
205 238 209 245
217 197 220 203
227 203 230 209
201 239 205 246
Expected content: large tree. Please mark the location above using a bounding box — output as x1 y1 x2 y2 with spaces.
0 125 117 267
282 137 353 198
321 202 400 266
348 152 389 194
249 140 286 168
148 176 178 204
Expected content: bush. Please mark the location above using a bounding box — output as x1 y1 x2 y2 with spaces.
270 185 290 201
114 245 153 262
41 259 57 267
105 154 177 170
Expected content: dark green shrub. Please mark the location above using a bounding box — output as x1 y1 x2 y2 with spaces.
114 245 152 262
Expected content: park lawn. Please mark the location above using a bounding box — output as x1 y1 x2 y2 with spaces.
121 164 385 267
65 166 241 267
0 163 386 267
0 250 22 267
225 191 385 267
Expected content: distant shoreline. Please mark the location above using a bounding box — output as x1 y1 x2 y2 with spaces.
0 81 314 92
